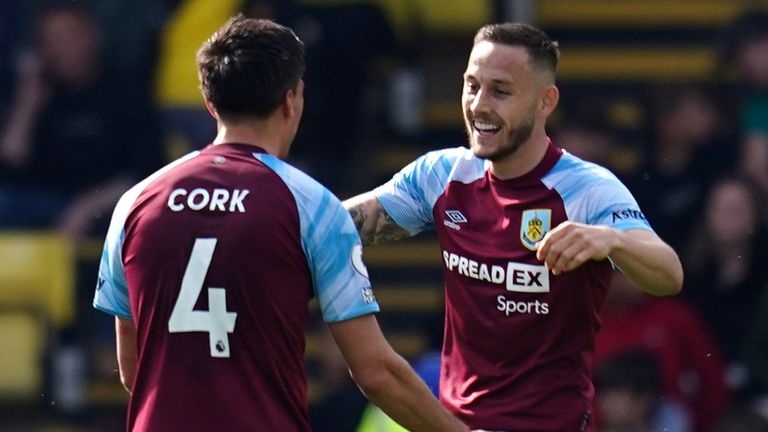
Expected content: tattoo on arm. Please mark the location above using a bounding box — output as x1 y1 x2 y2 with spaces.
344 192 411 245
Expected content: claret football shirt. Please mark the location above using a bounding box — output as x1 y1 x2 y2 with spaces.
375 141 652 432
94 143 378 432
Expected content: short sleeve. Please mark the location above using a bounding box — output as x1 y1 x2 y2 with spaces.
586 179 654 232
92 150 199 319
543 153 653 233
93 192 134 319
375 148 472 235
255 153 380 323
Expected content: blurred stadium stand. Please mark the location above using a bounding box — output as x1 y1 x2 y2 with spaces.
2 0 768 431
0 232 76 404
0 232 75 328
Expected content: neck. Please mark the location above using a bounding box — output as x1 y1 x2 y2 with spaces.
212 118 286 159
489 128 549 180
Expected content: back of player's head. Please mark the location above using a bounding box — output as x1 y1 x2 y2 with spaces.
197 15 306 120
474 22 559 77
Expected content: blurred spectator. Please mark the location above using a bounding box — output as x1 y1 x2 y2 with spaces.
0 2 163 243
595 273 730 431
0 1 21 112
594 350 692 432
552 118 617 169
748 283 768 420
711 406 768 432
632 85 737 251
720 11 768 194
683 176 768 400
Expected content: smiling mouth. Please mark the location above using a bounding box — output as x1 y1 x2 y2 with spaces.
473 120 502 136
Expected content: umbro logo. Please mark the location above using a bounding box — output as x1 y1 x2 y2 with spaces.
444 210 468 230
446 210 467 223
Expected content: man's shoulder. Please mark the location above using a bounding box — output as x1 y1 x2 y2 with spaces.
252 152 336 203
406 146 486 182
548 151 617 180
419 146 476 166
543 151 624 193
116 151 201 209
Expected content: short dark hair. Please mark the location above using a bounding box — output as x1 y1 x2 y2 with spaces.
197 15 306 119
474 23 559 76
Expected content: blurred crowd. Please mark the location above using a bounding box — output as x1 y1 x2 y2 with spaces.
1 1 768 431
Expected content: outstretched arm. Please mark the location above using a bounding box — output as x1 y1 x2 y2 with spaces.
329 314 468 432
536 223 683 296
343 191 412 246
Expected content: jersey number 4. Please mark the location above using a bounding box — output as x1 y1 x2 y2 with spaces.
168 238 238 358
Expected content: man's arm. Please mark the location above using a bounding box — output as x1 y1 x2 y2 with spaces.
342 191 411 246
535 223 683 296
57 176 133 243
115 316 137 393
0 53 48 168
328 314 468 432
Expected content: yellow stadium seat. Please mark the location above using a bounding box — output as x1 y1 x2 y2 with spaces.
0 232 75 328
0 310 46 400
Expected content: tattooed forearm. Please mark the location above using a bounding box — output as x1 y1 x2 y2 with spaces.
371 210 411 245
343 192 411 246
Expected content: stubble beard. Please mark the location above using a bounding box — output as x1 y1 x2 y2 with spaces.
467 107 536 162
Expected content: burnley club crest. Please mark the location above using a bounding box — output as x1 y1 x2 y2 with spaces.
520 209 551 251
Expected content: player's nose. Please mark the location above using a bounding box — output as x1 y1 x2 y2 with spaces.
469 89 492 114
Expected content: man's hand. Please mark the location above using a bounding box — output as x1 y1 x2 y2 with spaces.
537 223 682 296
535 221 618 275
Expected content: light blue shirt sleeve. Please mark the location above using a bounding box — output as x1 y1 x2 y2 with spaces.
256 153 380 322
586 180 654 232
92 150 199 319
93 190 135 319
543 153 653 232
374 147 477 235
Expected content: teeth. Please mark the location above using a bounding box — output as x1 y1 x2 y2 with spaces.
474 121 500 131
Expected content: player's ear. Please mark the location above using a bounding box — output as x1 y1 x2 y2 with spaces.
282 80 304 119
539 84 559 118
204 99 219 120
282 89 296 119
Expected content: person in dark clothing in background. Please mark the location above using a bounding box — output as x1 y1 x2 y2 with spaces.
0 2 163 243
